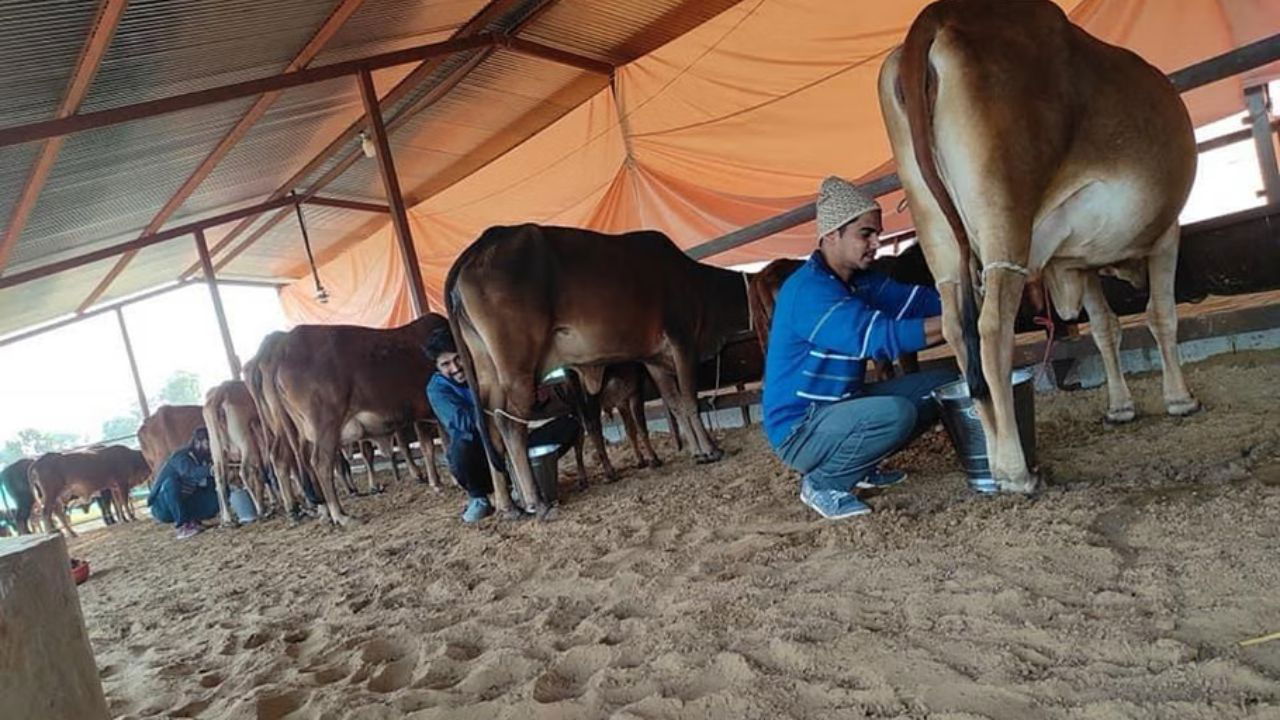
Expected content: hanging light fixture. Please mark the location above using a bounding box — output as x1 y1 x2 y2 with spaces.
292 190 330 304
358 130 376 159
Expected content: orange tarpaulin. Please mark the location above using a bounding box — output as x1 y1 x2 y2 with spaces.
280 0 1280 327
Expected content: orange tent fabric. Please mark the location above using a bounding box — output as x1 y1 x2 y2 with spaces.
281 0 1280 327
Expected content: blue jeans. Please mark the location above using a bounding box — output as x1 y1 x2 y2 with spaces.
148 478 220 527
776 370 957 491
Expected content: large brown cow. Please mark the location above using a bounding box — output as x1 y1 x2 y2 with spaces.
138 405 205 483
879 0 1198 492
446 224 751 518
268 314 450 525
29 447 149 537
204 380 272 526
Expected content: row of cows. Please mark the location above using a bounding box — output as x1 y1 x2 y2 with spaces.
0 239 940 536
2 1 1203 534
2 223 1089 537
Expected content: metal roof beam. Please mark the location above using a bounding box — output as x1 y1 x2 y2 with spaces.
0 195 362 291
74 0 370 313
208 46 494 275
0 35 611 150
186 0 561 278
0 0 128 274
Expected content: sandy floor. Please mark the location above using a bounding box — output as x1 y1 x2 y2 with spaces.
69 349 1280 720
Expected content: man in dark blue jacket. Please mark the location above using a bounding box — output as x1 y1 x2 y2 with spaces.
763 176 955 519
425 328 580 524
147 427 220 539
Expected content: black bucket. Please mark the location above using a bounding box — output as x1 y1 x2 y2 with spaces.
931 367 1037 493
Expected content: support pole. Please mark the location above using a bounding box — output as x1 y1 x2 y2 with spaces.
115 307 150 419
1245 85 1280 204
194 229 241 381
356 68 430 317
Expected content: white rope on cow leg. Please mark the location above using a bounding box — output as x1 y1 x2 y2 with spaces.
982 261 1030 280
488 408 533 426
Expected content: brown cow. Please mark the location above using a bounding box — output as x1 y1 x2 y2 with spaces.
595 363 663 470
204 380 273 526
89 445 149 522
446 224 751 518
29 447 149 537
879 0 1198 492
138 405 205 484
269 314 450 525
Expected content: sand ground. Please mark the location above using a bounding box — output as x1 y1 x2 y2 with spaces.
69 349 1280 720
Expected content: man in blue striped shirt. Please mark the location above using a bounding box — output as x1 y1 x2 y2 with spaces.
763 176 955 519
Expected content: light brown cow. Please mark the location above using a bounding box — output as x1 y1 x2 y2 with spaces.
204 380 272 526
138 405 205 484
268 314 450 525
446 224 751 519
879 0 1198 492
29 447 149 537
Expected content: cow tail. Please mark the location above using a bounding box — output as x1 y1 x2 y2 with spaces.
900 12 988 399
444 266 507 475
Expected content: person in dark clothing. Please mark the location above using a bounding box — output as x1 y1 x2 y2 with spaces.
425 328 581 523
147 427 220 539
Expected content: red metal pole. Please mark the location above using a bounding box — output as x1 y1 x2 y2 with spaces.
194 229 241 381
357 67 430 316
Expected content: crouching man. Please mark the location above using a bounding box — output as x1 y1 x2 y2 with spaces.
425 328 580 523
763 176 956 519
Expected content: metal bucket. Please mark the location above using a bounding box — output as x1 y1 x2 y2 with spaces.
931 367 1037 494
229 486 258 524
513 444 561 507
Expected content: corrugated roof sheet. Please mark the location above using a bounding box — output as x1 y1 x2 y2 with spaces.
0 0 101 126
0 0 748 337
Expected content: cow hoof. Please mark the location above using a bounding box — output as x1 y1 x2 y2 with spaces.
649 458 663 468
575 479 589 492
501 508 525 522
1104 405 1136 424
538 506 559 522
695 450 723 464
996 473 1039 495
219 520 238 529
1167 398 1201 417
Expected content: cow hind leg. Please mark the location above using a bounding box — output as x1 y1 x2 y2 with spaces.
55 502 77 538
1147 225 1199 416
372 437 397 492
1080 272 1136 423
493 379 551 519
617 405 648 468
309 432 356 527
578 393 616 483
647 366 700 460
631 394 663 467
977 265 1036 494
671 348 722 462
413 422 443 492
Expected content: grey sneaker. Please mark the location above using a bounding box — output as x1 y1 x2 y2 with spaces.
800 478 872 519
